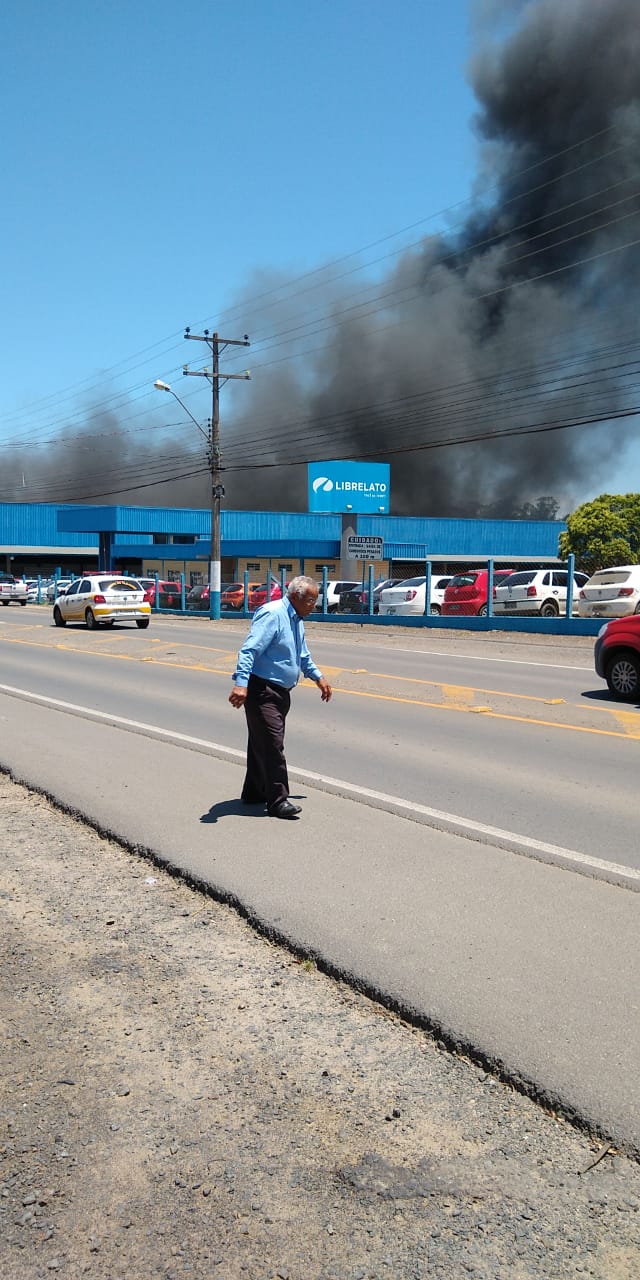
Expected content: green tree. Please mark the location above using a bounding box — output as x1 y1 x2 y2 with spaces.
516 496 560 521
558 493 640 573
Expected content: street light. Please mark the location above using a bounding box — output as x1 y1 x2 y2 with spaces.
156 331 250 621
181 331 250 622
153 379 215 611
153 380 209 441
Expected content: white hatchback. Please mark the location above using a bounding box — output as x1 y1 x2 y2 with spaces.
378 575 453 616
493 568 588 617
53 575 151 630
578 565 640 618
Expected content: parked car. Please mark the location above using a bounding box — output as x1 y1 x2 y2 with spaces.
594 615 640 698
378 575 453 617
337 578 403 614
220 581 262 611
493 569 589 617
46 577 73 603
138 578 183 608
248 580 285 610
186 584 211 611
442 569 513 617
52 575 151 630
578 565 640 618
0 573 28 605
315 580 360 613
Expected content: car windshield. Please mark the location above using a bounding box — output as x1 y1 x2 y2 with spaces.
589 570 633 584
502 572 536 586
99 579 140 592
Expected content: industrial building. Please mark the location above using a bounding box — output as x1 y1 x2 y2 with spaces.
0 501 565 582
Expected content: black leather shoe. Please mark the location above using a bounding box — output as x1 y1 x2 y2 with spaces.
268 800 301 819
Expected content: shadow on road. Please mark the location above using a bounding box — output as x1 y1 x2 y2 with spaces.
200 799 261 823
200 792 309 823
581 688 640 710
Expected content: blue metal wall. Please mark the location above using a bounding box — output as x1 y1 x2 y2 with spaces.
0 503 98 548
357 515 564 559
57 505 209 536
2 502 566 560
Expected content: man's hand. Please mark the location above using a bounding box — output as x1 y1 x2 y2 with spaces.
317 677 332 702
229 685 248 709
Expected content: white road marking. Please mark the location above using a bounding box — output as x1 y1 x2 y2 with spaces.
1 681 637 892
310 639 593 671
389 648 593 670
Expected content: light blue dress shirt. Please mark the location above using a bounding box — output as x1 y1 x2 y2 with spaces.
233 598 323 689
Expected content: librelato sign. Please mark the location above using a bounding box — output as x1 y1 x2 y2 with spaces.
308 461 390 513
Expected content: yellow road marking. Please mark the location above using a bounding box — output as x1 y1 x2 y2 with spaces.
2 632 639 740
316 684 640 739
608 708 640 737
441 683 476 709
365 669 567 706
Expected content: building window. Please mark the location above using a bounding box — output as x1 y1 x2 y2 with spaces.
153 534 169 544
246 562 261 571
278 564 293 573
172 535 194 545
315 563 335 573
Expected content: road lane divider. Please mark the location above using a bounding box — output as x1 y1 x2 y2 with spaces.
1 681 638 895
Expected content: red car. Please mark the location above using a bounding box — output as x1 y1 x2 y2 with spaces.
442 568 513 617
220 581 262 610
138 578 182 608
594 615 640 699
248 581 285 610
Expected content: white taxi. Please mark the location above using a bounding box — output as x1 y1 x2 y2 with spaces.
52 574 151 630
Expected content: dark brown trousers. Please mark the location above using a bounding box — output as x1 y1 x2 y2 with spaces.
241 675 291 811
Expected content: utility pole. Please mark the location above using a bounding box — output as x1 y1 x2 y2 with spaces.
183 328 250 619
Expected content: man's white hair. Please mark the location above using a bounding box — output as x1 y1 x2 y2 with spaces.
287 575 318 599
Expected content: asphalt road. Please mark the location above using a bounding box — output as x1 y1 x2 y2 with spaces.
1 607 639 1156
2 606 638 867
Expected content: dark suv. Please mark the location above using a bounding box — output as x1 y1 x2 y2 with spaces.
337 578 402 614
594 616 640 699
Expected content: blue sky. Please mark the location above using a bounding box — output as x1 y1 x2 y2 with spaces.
1 0 638 504
1 2 473 413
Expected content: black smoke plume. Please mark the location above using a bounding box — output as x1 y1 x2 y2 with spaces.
222 0 640 517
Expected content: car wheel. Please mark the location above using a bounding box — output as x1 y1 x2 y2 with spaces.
53 606 66 627
478 604 488 616
430 604 441 615
85 608 99 630
1 601 8 606
540 600 559 617
634 602 640 615
605 651 640 699
20 600 27 606
136 619 150 629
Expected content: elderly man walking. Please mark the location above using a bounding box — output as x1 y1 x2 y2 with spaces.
229 576 332 819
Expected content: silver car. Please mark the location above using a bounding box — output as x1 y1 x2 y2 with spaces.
378 575 453 616
578 565 640 618
493 569 588 617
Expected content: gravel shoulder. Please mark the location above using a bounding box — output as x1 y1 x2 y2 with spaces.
1 771 639 1280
